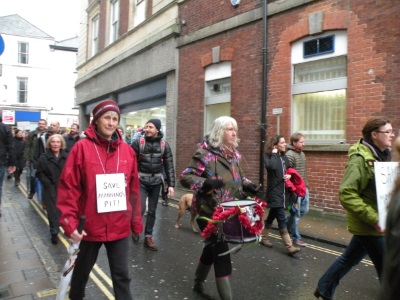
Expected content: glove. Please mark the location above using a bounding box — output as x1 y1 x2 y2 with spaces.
243 183 258 194
202 179 224 193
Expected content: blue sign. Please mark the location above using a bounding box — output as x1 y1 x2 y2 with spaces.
0 34 4 56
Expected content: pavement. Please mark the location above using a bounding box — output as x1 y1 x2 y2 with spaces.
0 175 352 299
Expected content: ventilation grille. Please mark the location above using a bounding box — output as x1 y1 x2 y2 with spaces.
304 35 334 58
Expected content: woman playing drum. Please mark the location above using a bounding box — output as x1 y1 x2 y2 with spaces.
180 116 258 300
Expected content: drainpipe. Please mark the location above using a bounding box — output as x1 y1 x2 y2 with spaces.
259 0 268 190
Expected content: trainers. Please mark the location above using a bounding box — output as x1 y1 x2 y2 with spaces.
295 239 307 247
162 200 169 206
144 237 158 251
28 193 34 199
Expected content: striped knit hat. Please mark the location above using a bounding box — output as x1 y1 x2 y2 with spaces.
91 100 120 124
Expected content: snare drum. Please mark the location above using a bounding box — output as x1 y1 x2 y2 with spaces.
220 200 260 244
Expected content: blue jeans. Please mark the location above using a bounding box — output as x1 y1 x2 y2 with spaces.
287 187 309 241
140 181 162 237
0 165 5 202
317 234 384 299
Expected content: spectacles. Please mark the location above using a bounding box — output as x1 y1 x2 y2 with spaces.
376 130 395 135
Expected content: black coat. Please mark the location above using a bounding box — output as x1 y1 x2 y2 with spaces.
379 189 400 300
0 122 15 166
13 137 26 170
264 153 290 208
131 132 175 187
36 149 68 200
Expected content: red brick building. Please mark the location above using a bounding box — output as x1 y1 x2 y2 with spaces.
176 0 400 214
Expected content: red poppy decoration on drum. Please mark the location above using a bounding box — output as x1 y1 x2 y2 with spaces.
201 198 266 243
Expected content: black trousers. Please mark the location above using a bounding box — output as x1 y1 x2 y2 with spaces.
197 218 232 278
69 237 132 300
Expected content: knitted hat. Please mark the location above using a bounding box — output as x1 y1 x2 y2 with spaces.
91 100 120 124
146 119 161 131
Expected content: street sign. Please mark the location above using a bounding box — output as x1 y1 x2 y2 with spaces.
0 34 4 56
272 108 282 115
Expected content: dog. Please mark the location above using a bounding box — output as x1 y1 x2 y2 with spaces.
175 193 198 233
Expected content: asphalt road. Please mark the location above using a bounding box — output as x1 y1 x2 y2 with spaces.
12 183 379 300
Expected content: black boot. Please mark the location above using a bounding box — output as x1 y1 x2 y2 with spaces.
216 277 233 300
193 262 215 299
51 233 58 245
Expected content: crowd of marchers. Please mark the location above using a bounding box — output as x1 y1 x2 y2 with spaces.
0 104 399 300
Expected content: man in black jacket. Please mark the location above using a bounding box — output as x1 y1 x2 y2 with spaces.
24 119 47 199
0 113 16 217
131 119 175 251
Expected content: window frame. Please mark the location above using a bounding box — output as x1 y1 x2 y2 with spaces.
17 77 28 103
18 42 29 64
291 31 348 144
109 0 120 44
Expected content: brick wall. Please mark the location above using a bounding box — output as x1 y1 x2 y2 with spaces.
177 0 400 214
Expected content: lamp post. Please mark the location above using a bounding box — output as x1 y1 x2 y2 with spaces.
259 0 268 190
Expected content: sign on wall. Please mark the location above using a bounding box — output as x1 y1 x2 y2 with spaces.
2 110 15 125
375 161 400 230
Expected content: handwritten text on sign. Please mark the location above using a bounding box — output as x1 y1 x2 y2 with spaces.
96 173 127 213
375 162 399 230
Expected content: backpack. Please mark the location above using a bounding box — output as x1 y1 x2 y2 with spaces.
139 136 165 160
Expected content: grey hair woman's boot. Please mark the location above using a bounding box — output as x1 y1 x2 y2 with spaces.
216 277 233 300
193 262 215 299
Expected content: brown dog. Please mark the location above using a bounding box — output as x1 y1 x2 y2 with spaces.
175 194 198 233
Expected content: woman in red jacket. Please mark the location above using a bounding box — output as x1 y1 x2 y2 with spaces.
57 100 143 300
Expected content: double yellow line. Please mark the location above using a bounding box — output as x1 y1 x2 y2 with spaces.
18 183 115 299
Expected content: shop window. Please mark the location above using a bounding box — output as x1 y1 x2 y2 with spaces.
18 42 29 64
17 77 28 103
204 62 231 134
292 31 347 144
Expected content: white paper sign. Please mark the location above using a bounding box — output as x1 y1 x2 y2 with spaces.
96 173 127 213
375 162 399 230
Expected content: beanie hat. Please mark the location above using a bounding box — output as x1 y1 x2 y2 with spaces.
91 100 120 124
146 119 161 131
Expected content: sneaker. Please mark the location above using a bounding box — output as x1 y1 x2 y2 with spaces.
295 239 307 247
162 200 169 206
144 237 158 251
28 193 34 199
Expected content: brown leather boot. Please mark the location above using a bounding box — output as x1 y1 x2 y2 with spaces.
280 228 301 256
144 236 158 251
259 224 273 248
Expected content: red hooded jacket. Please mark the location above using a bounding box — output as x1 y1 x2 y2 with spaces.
57 123 143 241
285 168 306 197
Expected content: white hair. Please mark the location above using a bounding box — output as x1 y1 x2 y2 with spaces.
207 116 239 148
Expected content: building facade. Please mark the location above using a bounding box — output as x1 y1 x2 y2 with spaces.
176 0 400 214
0 14 78 131
75 0 180 146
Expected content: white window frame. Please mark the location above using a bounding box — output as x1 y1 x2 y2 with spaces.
204 62 231 134
291 31 348 144
17 77 28 103
18 42 29 64
91 15 99 56
110 0 119 43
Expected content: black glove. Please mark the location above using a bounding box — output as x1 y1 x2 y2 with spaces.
202 179 224 193
243 183 258 194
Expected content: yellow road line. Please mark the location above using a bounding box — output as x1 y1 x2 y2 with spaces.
18 183 115 299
